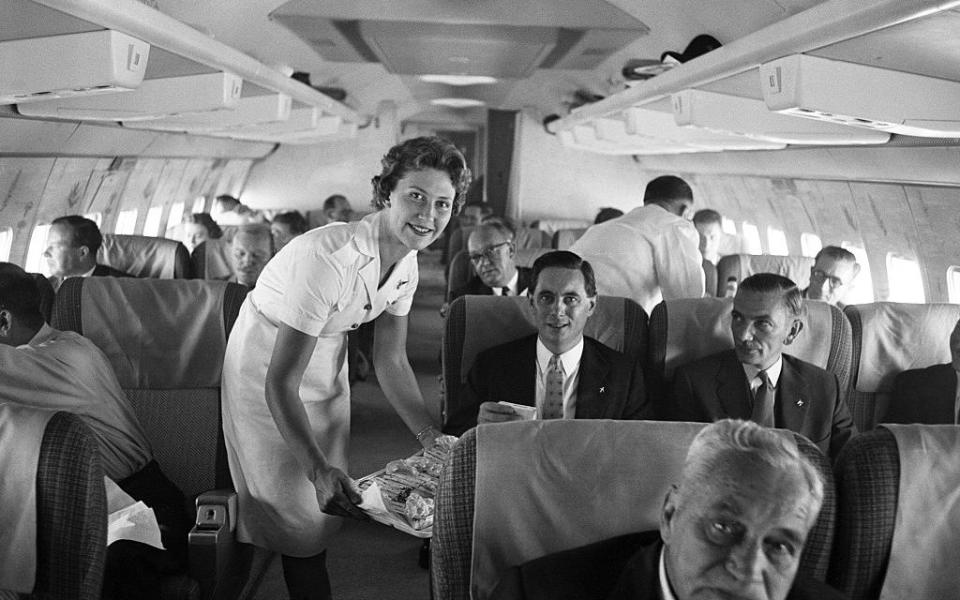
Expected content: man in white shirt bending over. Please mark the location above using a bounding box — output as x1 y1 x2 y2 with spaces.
570 175 704 315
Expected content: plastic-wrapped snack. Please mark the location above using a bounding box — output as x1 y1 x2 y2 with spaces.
404 492 435 530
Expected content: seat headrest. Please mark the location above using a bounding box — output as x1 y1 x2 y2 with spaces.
717 254 815 290
846 302 960 393
655 297 848 380
99 234 189 279
457 295 630 382
74 278 230 388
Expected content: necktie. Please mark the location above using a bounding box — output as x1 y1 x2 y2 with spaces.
751 370 775 427
542 354 564 420
502 286 511 296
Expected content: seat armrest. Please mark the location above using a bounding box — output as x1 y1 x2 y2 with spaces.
188 489 249 600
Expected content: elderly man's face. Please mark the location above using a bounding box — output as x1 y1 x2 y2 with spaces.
530 266 596 355
468 227 516 289
731 289 800 371
43 224 88 278
661 456 816 600
807 256 858 305
231 232 272 287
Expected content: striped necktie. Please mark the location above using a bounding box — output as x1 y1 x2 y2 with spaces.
542 354 564 420
751 370 775 427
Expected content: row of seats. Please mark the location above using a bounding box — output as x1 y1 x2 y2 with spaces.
430 419 957 600
19 276 251 599
441 295 960 433
96 233 238 281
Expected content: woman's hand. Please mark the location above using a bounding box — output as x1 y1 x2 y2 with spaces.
415 425 443 449
312 466 367 520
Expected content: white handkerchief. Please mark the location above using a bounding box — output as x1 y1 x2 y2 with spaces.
358 481 390 516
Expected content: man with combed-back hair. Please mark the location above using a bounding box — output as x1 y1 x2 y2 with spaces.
43 215 132 291
490 419 846 600
671 273 855 460
570 175 705 315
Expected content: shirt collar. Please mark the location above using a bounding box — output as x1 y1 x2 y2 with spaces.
80 265 97 278
352 210 382 259
742 354 784 388
496 270 519 295
659 547 677 600
535 336 584 374
22 323 57 348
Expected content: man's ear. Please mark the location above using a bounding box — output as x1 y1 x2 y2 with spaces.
660 485 679 542
0 309 12 338
852 263 862 279
507 241 516 258
585 295 597 317
78 245 91 259
784 319 804 345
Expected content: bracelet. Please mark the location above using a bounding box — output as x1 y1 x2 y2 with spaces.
415 425 435 441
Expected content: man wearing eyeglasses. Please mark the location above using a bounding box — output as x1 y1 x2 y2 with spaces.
444 251 650 435
804 246 860 308
448 219 532 302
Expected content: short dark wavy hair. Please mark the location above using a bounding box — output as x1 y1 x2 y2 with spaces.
530 250 597 298
51 215 103 253
184 213 223 239
371 136 472 212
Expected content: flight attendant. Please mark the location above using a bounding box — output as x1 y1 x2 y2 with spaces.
221 136 471 599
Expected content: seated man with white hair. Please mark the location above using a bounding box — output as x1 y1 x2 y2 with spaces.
490 419 847 600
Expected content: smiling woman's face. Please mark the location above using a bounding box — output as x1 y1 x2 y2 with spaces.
384 168 455 251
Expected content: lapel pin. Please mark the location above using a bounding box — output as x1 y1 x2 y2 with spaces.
796 399 804 407
599 386 605 394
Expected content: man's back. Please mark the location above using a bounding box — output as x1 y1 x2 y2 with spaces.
571 205 703 314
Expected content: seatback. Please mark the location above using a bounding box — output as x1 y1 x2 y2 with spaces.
432 421 836 600
716 254 815 294
190 238 234 281
830 425 960 600
512 226 551 250
647 297 853 407
52 277 248 503
99 234 192 279
441 294 647 433
551 227 587 250
445 226 474 267
445 248 551 301
843 302 960 431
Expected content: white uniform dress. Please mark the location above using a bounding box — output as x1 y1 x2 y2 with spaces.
221 210 419 556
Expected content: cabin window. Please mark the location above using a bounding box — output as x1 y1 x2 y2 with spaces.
143 206 164 238
767 227 789 256
165 203 185 238
84 213 102 228
800 233 822 258
721 217 737 236
114 210 138 235
840 242 874 304
0 228 12 262
948 267 960 304
191 196 207 215
741 222 762 254
25 224 51 274
886 253 925 303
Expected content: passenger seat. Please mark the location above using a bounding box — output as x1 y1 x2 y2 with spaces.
716 253 814 297
52 277 249 600
843 302 960 431
99 233 192 279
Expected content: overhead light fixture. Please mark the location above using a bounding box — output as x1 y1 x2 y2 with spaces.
431 98 485 108
419 75 498 86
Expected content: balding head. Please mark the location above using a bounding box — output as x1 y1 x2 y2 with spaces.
467 220 517 289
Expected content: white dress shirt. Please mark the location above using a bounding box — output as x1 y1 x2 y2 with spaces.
534 337 584 419
491 270 519 296
742 355 784 394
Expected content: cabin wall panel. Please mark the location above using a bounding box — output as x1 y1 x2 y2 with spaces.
847 184 918 301
39 158 116 224
242 125 396 213
511 112 651 223
904 186 960 302
0 158 56 264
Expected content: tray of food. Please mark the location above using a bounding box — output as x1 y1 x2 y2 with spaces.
356 436 456 538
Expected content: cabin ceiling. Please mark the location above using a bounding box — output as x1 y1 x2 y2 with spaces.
4 0 960 149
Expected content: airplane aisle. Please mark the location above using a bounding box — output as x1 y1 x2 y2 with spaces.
250 249 447 599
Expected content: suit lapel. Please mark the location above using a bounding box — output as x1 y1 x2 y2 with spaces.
575 339 611 419
715 351 752 418
776 356 809 433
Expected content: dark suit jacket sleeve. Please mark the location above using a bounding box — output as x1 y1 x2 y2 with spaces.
889 369 921 423
621 355 652 420
828 371 856 460
669 365 706 423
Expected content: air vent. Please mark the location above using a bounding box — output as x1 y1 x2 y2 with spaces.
761 54 960 138
18 72 243 121
1 30 149 105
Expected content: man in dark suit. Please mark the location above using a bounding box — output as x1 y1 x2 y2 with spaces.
445 250 649 436
448 219 532 301
491 419 847 600
671 273 855 460
43 215 132 290
886 317 960 424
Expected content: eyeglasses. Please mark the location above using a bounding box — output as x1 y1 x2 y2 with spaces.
469 241 511 264
810 268 845 289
